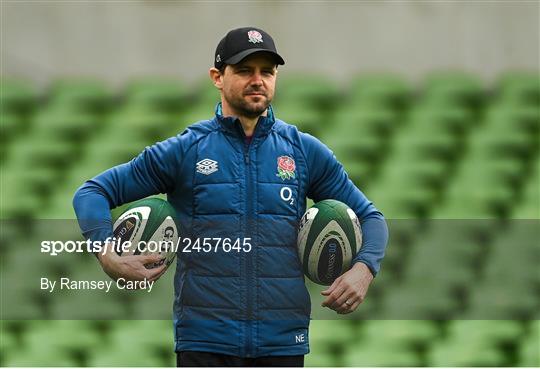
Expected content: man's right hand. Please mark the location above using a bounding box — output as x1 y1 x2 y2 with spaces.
97 243 167 283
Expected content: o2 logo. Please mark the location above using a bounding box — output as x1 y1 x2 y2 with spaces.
280 186 294 205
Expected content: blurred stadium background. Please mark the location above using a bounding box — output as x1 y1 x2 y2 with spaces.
1 1 539 367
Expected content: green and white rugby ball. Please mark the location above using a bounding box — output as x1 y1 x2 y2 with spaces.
112 198 179 269
297 199 362 285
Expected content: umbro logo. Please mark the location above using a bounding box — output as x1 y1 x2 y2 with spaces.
196 159 218 175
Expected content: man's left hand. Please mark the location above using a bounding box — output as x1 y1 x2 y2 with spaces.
321 262 374 314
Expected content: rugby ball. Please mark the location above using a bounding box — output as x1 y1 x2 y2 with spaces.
112 198 179 269
297 199 362 285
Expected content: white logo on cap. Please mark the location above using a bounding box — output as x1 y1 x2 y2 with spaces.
247 30 263 44
216 54 221 63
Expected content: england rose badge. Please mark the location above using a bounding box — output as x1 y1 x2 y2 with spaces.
276 156 296 180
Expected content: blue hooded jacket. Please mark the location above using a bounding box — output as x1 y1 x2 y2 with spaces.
73 104 388 358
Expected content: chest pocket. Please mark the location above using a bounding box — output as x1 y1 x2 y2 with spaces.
257 183 298 216
255 136 301 217
193 134 243 215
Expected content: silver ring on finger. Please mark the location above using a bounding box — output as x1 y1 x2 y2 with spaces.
345 300 353 306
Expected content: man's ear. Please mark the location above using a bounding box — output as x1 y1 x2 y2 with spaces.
209 67 223 89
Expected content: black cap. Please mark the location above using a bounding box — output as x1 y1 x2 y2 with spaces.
214 27 285 69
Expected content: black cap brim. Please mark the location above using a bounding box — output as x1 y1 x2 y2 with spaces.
225 48 285 66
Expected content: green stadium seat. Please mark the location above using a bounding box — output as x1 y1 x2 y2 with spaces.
369 185 439 218
305 352 340 367
408 105 473 135
0 113 26 146
360 320 439 346
485 105 540 135
496 71 540 106
392 132 460 162
333 108 397 137
379 282 460 319
427 340 506 366
107 320 173 351
454 156 526 188
87 346 165 366
274 104 323 136
3 346 78 366
82 140 150 168
31 110 101 142
348 74 410 110
1 184 43 219
2 165 58 199
125 78 190 112
23 320 102 353
513 165 540 218
472 129 536 159
6 138 79 171
445 320 523 344
0 323 17 365
0 78 38 114
340 161 372 185
273 74 340 110
325 133 385 164
344 342 421 366
193 77 221 105
49 78 113 113
108 108 176 142
379 160 448 190
309 320 357 346
444 180 516 218
519 321 540 366
467 282 538 319
48 288 131 320
421 71 484 108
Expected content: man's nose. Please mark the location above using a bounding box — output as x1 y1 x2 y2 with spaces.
250 71 263 86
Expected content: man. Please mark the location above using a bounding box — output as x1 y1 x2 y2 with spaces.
73 27 388 367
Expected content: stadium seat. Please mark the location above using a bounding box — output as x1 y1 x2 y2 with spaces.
408 105 473 135
305 352 340 367
309 320 357 346
379 283 460 319
519 321 540 366
427 340 506 366
31 110 101 142
496 71 540 106
0 113 25 146
125 77 189 112
343 342 422 366
360 320 439 346
485 105 540 134
23 320 102 353
3 347 78 366
274 104 323 136
333 107 398 134
0 78 38 114
108 108 177 142
445 320 523 344
6 138 79 171
421 71 484 108
273 74 340 110
49 78 113 113
348 74 410 110
87 346 165 366
467 282 538 319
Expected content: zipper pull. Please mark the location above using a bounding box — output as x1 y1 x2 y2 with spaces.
244 151 250 164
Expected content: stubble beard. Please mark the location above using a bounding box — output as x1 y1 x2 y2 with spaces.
224 91 272 119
